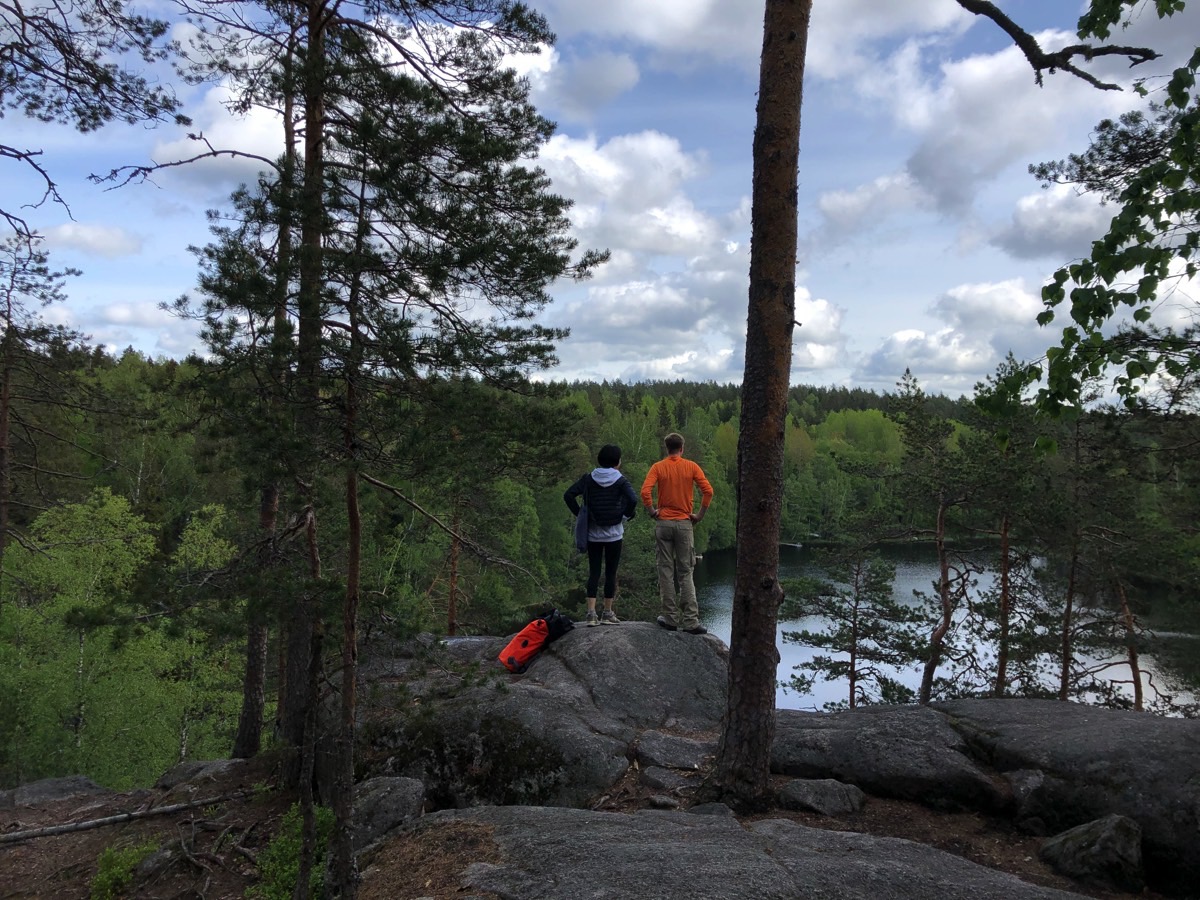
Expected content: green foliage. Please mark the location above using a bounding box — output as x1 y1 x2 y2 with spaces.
782 551 924 709
0 490 242 789
249 803 335 900
1023 40 1200 413
89 840 158 900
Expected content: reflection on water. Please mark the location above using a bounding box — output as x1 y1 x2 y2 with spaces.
692 545 1198 712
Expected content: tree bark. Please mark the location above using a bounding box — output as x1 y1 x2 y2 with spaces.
918 496 952 705
992 512 1011 696
0 329 12 604
281 0 328 788
331 170 369 898
708 0 810 812
293 508 324 900
1058 544 1079 701
232 484 278 759
1115 580 1143 712
448 503 461 636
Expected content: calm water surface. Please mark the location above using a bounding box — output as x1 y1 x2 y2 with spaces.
692 545 1197 712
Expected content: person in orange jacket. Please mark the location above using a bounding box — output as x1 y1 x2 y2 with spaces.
640 432 713 635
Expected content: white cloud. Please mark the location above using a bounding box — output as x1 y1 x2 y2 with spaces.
534 0 763 68
991 184 1111 260
811 172 933 243
1138 257 1200 333
151 83 284 191
808 0 971 81
533 52 640 120
860 327 993 378
78 300 202 358
902 37 1130 214
539 131 717 260
793 290 849 372
620 347 739 382
932 279 1044 330
98 302 176 328
857 278 1050 393
43 223 143 259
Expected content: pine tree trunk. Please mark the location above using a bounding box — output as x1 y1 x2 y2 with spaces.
708 0 811 811
0 332 12 605
448 504 461 636
293 507 324 900
848 603 859 709
992 513 1011 696
282 0 328 789
918 497 952 705
1115 580 1143 712
231 619 268 759
331 180 368 896
293 615 324 900
232 484 278 759
1058 545 1079 701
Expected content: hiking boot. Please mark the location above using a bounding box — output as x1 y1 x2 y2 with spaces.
600 610 621 625
683 625 708 635
585 611 600 627
656 616 677 631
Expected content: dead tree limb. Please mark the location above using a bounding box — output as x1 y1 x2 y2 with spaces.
361 472 547 588
0 791 250 845
955 0 1160 89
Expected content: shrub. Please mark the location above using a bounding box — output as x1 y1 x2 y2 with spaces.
249 802 335 900
90 840 157 900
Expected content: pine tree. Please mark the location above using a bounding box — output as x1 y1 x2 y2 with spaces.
783 548 923 710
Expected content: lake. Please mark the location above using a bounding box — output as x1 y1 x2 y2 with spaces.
692 544 1199 712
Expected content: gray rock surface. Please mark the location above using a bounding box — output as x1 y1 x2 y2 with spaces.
777 778 866 816
934 698 1200 894
1039 814 1144 893
154 759 244 790
636 729 715 770
365 805 1085 899
348 628 1199 895
354 623 726 808
353 776 425 851
0 775 109 808
639 765 699 792
771 705 1004 810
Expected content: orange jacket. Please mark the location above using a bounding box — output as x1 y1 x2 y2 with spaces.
640 455 713 521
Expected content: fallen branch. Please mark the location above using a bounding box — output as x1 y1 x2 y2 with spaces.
0 791 250 845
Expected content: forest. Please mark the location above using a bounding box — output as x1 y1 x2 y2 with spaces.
0 348 1197 795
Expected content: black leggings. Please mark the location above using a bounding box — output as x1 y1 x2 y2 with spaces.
586 539 623 599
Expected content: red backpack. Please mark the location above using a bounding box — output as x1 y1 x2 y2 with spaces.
498 610 574 673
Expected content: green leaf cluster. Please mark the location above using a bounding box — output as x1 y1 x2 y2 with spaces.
248 803 335 900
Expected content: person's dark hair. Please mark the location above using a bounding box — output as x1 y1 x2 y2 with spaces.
597 444 622 468
664 432 684 454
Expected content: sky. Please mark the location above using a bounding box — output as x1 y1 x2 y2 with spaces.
6 0 1199 398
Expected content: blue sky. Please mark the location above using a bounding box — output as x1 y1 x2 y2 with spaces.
7 0 1199 397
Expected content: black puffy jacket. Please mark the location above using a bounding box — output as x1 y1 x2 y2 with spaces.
564 473 637 527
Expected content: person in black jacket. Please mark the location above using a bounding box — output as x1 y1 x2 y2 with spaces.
564 444 638 625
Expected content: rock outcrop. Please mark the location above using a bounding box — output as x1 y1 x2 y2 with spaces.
1039 814 1144 893
353 623 727 808
934 698 1200 895
361 805 1087 899
350 623 1199 895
